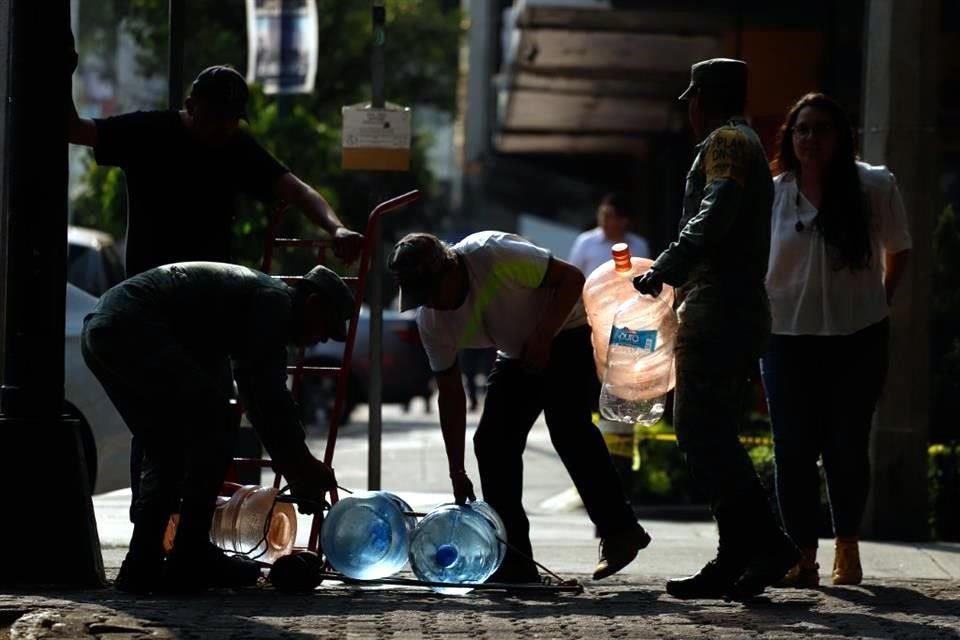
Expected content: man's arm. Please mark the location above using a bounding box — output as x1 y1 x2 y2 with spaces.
69 104 98 147
650 178 744 286
274 173 364 263
434 364 475 504
537 257 585 337
520 257 584 371
68 39 97 147
234 353 336 513
649 128 749 287
233 298 336 512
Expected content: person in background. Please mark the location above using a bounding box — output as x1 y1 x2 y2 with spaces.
568 192 651 493
568 191 651 277
82 262 353 595
633 58 798 600
388 231 650 584
459 347 495 412
761 93 911 587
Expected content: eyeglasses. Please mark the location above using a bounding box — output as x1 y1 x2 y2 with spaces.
791 122 834 138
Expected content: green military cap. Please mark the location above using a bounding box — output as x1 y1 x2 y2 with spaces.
678 58 747 100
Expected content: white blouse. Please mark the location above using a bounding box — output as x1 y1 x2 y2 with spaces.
766 162 912 336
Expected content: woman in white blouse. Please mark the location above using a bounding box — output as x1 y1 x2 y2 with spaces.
762 93 912 587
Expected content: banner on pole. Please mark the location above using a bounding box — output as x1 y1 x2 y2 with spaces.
342 103 412 172
246 0 318 95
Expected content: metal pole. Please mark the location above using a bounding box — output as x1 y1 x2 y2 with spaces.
0 0 104 586
168 0 185 110
860 0 938 541
367 0 386 490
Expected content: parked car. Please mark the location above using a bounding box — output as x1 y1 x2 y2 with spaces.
298 305 434 427
37 226 131 494
64 282 132 494
67 225 125 298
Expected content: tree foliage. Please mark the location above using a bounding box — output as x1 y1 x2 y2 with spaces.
72 0 461 272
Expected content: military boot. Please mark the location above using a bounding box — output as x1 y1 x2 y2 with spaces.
665 550 748 600
728 532 800 600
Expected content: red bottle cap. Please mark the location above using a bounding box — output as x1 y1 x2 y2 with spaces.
611 243 632 273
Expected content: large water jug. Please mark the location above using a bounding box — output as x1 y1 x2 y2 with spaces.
209 485 298 563
408 501 507 595
582 243 674 379
599 292 678 425
163 484 298 564
321 491 417 580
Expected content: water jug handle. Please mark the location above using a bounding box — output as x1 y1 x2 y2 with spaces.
219 481 245 497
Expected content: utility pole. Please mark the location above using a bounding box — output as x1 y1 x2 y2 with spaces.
367 0 386 490
0 0 104 586
861 0 939 540
168 0 185 110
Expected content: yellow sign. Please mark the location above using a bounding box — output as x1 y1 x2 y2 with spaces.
704 126 747 186
341 103 411 171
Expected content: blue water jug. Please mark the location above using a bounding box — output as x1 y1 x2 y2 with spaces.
408 500 507 595
321 491 416 580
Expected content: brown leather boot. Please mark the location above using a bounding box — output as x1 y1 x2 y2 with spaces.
832 538 863 585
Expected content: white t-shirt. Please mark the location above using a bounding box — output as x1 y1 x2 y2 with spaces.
567 228 650 278
766 162 912 336
417 231 588 372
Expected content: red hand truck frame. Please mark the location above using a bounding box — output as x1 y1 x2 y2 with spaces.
230 190 420 554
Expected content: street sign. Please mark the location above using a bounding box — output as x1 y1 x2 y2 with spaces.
245 0 319 95
341 103 412 171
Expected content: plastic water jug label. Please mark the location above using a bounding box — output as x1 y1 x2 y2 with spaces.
609 326 657 351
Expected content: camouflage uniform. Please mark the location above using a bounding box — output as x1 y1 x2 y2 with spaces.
650 117 782 555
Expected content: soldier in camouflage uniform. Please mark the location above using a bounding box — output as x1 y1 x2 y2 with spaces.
634 59 798 600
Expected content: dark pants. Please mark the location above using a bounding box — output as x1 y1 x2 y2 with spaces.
760 319 889 548
673 298 782 558
82 315 238 563
474 325 637 572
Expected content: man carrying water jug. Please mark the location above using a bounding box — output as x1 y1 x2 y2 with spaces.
632 58 799 600
388 231 650 583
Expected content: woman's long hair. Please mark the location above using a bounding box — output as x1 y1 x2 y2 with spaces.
773 93 872 270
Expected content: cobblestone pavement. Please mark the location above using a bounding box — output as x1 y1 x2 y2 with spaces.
2 574 958 639
6 409 957 638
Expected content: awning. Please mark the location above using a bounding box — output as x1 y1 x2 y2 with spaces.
495 3 730 156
